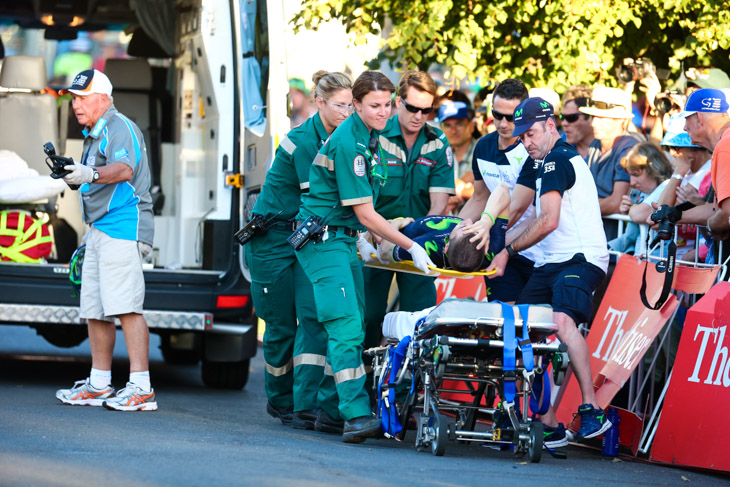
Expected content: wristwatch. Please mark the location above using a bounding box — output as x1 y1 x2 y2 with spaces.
671 173 683 181
505 244 518 259
92 169 100 183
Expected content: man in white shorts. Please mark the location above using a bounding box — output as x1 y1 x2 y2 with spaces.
54 69 157 411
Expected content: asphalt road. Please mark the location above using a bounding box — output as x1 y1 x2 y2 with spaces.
0 325 728 487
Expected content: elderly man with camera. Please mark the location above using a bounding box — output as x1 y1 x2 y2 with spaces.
54 69 157 411
648 89 730 267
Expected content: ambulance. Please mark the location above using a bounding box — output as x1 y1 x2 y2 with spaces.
0 0 288 389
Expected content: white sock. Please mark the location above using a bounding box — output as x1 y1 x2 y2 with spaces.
129 371 151 393
89 368 112 390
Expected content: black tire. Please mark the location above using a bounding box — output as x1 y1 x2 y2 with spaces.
431 414 448 457
161 347 201 365
201 358 250 389
37 325 87 348
528 421 544 463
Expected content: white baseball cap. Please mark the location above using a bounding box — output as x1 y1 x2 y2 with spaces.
60 69 113 97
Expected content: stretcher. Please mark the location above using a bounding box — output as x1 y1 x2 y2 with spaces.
364 258 497 278
366 298 567 463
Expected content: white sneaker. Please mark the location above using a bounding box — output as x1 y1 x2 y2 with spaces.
56 378 115 406
103 382 157 412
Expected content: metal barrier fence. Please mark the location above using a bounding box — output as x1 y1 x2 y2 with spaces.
600 214 727 453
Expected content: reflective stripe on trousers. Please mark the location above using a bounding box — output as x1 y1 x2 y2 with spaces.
265 359 293 377
334 364 366 385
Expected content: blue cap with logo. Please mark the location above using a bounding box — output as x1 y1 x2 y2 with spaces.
679 88 729 118
438 101 471 122
512 97 554 136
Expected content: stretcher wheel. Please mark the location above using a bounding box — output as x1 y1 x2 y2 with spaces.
528 421 544 463
431 414 448 457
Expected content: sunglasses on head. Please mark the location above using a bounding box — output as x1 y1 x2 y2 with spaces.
559 113 587 123
402 99 434 114
491 109 513 122
590 100 623 110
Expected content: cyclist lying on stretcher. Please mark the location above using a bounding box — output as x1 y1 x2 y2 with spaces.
358 183 511 272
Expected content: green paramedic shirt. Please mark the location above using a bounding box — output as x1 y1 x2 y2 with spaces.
297 112 383 230
376 115 455 219
252 112 329 221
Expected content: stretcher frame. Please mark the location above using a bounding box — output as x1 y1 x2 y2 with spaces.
368 300 567 463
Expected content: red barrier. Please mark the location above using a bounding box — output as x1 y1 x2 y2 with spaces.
555 255 678 431
650 282 730 472
435 276 487 303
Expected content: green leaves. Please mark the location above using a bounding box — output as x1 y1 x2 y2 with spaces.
291 0 730 91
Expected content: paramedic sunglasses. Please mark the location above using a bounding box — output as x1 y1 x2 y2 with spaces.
402 99 434 115
491 109 514 122
324 99 354 114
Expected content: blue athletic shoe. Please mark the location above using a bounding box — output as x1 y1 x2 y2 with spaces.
542 422 569 448
576 403 612 439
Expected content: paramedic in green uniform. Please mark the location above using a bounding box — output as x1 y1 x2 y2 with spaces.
295 71 435 444
363 71 455 354
245 71 353 429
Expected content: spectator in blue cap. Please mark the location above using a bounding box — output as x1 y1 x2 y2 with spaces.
439 101 477 180
657 116 711 208
657 88 730 266
471 96 612 447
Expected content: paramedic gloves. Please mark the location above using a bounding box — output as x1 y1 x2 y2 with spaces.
356 234 379 263
408 243 435 274
62 164 94 186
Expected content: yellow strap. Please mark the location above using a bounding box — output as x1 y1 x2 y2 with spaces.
0 211 51 263
0 246 41 264
364 257 497 278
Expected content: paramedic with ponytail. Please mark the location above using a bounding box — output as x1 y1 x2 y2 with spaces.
480 97 611 446
294 71 434 443
245 70 353 429
54 69 156 411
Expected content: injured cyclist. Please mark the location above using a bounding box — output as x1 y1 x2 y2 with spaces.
359 183 511 273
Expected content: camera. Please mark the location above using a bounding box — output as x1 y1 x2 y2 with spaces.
654 91 685 114
43 142 79 190
650 204 683 241
233 213 277 246
617 58 656 83
288 216 325 250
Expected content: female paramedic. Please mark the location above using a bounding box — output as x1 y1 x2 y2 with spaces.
293 70 434 444
244 71 353 429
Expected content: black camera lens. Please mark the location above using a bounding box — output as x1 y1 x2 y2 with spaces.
655 96 674 114
618 66 635 83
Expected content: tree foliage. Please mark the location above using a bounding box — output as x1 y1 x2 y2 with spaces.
291 0 730 91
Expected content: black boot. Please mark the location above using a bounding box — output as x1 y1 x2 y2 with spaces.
314 409 344 435
292 409 319 430
266 402 294 425
342 416 381 443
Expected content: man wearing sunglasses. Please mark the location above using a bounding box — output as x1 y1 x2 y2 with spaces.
579 87 641 240
482 97 611 446
459 78 541 304
362 71 455 363
559 86 594 160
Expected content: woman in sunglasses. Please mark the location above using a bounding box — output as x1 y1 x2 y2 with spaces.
246 70 354 428
293 71 435 444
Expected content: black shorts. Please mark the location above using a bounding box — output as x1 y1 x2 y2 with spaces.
487 254 535 303
516 254 606 325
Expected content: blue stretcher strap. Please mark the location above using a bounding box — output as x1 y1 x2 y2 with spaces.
517 304 534 372
529 370 551 416
500 301 517 403
378 335 411 436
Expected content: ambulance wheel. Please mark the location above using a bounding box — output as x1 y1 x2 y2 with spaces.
431 414 448 457
528 421 543 463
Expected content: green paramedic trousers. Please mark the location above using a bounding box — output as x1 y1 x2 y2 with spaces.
295 231 371 421
362 267 437 352
246 226 326 412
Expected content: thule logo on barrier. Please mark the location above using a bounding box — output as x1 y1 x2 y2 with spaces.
688 325 730 387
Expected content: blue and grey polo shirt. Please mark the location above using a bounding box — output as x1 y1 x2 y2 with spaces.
79 104 154 245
